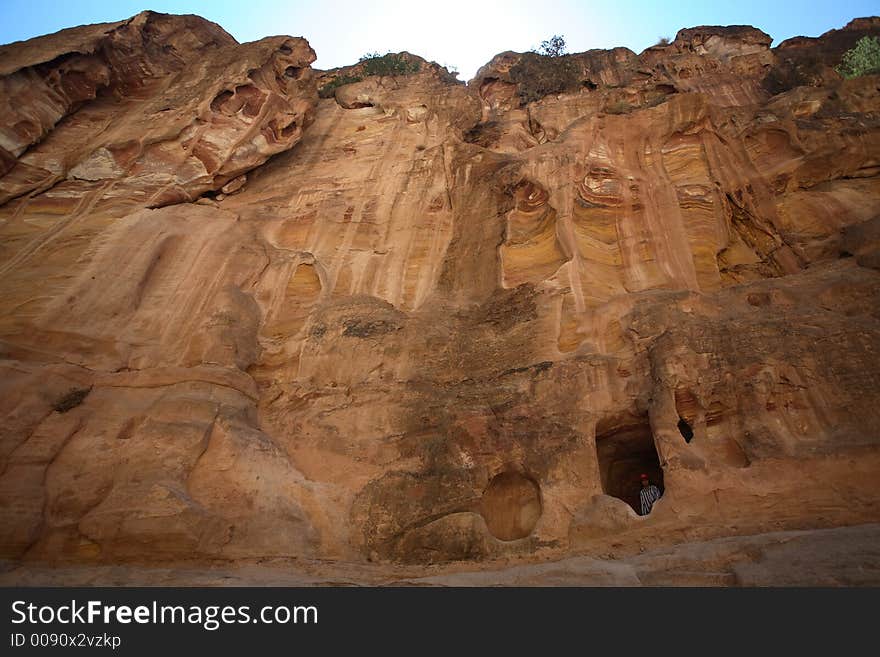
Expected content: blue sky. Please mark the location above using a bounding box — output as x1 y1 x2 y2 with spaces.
1 1 877 80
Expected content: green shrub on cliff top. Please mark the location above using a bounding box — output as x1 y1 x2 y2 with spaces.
318 53 421 98
318 74 363 98
836 36 880 78
358 52 421 76
509 52 580 105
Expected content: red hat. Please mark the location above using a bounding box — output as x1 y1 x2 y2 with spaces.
640 473 648 479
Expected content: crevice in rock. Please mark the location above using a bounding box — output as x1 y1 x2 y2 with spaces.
674 387 700 440
677 417 694 443
462 120 502 147
719 191 804 279
527 111 548 144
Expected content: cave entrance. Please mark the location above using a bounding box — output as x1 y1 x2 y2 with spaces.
595 415 664 515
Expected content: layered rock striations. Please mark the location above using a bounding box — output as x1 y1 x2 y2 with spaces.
1 13 879 581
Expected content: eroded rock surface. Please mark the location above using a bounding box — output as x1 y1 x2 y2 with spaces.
1 13 879 583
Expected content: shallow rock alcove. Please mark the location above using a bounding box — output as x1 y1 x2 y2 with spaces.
479 471 542 541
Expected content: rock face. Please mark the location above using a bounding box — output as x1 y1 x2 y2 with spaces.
1 13 879 582
0 11 316 209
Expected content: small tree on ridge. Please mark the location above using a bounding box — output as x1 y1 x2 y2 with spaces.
538 35 566 57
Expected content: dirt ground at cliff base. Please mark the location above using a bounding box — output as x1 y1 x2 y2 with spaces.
2 523 878 586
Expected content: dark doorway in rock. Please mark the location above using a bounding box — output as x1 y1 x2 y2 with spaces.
595 415 664 515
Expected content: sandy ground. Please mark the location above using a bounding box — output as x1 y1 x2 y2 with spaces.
2 523 878 586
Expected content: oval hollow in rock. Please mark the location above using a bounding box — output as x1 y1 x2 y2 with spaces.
479 471 542 541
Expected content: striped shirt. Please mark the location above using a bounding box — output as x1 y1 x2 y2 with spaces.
639 484 662 516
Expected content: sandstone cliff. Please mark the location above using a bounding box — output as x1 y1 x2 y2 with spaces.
1 12 879 584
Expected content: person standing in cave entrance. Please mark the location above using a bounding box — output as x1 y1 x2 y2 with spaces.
638 473 662 516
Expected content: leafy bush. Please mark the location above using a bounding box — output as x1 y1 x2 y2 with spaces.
509 52 581 105
537 35 566 57
656 36 670 46
836 36 880 78
358 52 421 76
318 74 363 98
